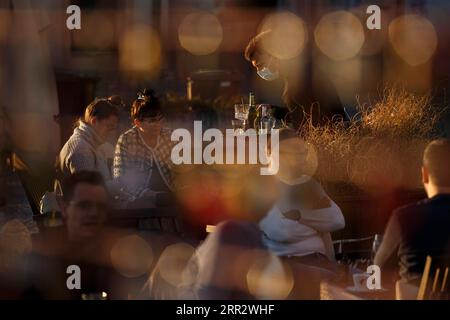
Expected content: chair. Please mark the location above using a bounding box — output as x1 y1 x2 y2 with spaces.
333 236 375 262
11 153 55 216
395 280 419 300
417 255 450 300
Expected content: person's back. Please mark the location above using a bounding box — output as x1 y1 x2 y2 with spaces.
377 196 450 282
375 139 450 284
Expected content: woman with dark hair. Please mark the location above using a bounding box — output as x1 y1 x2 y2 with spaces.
113 89 174 205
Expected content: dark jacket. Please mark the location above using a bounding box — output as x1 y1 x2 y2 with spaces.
375 194 450 283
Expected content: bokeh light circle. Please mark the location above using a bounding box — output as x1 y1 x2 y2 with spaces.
119 24 162 74
258 11 307 60
110 234 153 278
314 11 365 61
388 14 438 66
178 11 223 56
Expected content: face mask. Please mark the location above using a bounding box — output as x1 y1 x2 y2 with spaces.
257 67 279 81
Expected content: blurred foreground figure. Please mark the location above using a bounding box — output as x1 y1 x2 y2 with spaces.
58 171 109 242
375 139 450 293
144 164 275 299
259 128 345 298
24 171 124 299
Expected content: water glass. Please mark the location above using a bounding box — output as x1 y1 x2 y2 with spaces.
231 119 245 134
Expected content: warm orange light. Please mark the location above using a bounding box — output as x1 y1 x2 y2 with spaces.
178 11 223 56
246 250 294 299
110 234 153 278
158 243 196 286
258 11 307 60
314 11 365 61
388 14 438 66
119 24 162 75
72 11 116 50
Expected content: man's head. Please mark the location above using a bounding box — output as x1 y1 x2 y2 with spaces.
244 30 280 81
422 139 450 197
59 171 109 242
84 98 119 142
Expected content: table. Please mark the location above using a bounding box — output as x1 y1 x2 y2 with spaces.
320 280 394 300
110 207 182 233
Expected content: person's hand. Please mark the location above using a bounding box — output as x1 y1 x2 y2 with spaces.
281 209 302 220
311 196 331 210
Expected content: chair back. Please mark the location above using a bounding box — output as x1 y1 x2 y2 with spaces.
333 236 375 261
417 255 450 300
12 153 55 216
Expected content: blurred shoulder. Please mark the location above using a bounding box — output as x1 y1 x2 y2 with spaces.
392 198 430 221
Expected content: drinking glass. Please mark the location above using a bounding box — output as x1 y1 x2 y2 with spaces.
231 119 245 135
234 104 250 122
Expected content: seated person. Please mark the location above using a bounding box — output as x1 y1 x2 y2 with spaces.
25 171 124 299
178 221 266 300
176 170 273 300
113 90 174 207
58 98 119 184
97 95 129 166
259 129 345 299
25 171 176 300
375 139 450 287
45 98 119 215
259 129 345 268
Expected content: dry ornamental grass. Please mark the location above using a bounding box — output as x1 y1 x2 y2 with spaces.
299 87 444 192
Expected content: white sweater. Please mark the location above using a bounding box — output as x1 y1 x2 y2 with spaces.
259 176 345 259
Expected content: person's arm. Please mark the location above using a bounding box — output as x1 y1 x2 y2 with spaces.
374 212 402 267
297 199 345 232
281 180 345 232
67 147 96 173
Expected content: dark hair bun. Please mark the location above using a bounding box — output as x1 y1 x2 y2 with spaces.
138 88 157 101
132 88 162 120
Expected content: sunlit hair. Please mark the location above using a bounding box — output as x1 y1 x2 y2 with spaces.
423 139 450 187
244 29 272 62
84 98 119 124
131 89 163 121
107 95 125 108
61 170 107 202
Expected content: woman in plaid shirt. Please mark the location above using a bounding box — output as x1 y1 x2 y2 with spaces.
113 91 174 204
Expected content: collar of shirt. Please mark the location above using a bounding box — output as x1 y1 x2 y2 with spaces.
76 121 103 148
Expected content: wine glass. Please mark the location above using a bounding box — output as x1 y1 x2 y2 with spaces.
234 104 250 127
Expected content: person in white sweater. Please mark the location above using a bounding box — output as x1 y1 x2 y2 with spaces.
259 177 344 260
259 129 345 270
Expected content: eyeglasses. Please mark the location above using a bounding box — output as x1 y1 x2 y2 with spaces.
69 200 109 212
